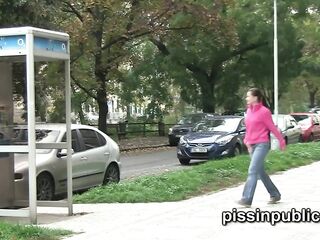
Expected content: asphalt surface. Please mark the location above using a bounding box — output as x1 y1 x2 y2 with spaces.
120 147 180 180
35 160 320 240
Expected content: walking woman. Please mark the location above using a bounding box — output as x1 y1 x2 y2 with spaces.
238 88 286 207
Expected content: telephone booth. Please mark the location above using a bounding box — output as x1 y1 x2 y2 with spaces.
0 27 72 224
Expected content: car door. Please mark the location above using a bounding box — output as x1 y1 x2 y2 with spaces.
58 129 91 192
236 118 246 151
78 128 109 187
282 117 293 144
288 117 301 143
312 115 320 140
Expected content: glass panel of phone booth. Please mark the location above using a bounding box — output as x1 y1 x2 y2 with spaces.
0 60 68 205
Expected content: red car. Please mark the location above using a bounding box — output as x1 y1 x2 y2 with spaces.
290 113 320 142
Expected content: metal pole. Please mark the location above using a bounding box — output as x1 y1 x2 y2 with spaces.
274 0 278 123
26 32 37 224
65 51 73 216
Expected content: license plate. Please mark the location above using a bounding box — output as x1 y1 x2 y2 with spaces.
190 147 207 153
175 135 181 138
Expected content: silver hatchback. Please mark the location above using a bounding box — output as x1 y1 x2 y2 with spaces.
14 124 121 201
272 114 302 144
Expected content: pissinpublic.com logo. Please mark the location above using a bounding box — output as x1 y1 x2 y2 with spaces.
222 208 320 226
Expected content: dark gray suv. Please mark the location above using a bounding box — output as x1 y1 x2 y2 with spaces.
168 113 215 146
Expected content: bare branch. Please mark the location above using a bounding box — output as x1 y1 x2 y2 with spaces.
150 37 209 80
71 74 97 100
149 37 170 55
61 1 84 22
229 41 268 60
101 30 152 50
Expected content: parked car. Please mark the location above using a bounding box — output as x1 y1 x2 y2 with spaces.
271 114 302 144
13 124 121 201
177 116 246 165
309 107 320 114
290 113 320 142
221 109 245 116
168 113 215 146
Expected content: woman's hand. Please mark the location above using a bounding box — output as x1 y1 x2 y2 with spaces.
246 144 253 153
279 139 286 151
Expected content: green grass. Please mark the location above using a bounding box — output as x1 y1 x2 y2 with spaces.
0 222 72 240
74 142 320 204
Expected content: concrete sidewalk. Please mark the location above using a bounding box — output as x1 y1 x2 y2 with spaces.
36 161 320 240
118 136 169 151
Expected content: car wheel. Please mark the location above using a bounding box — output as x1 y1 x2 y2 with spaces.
232 144 241 157
102 163 120 185
178 158 191 165
298 134 304 143
37 173 55 201
309 133 314 142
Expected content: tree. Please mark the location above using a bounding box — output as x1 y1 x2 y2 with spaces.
0 0 53 28
148 0 305 113
296 14 320 108
45 0 181 132
123 42 174 121
150 0 237 113
278 1 320 112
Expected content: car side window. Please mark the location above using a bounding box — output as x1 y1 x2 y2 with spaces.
62 130 81 153
285 118 290 128
79 129 101 150
288 116 297 127
97 132 107 146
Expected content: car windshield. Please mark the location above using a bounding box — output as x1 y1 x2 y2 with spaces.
291 115 310 125
195 118 239 133
178 115 205 125
13 128 60 154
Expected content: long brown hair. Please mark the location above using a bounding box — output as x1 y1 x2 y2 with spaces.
248 88 265 104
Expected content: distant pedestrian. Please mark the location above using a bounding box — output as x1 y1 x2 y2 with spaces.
237 88 286 207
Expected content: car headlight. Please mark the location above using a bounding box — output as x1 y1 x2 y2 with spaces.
168 128 173 134
216 135 234 145
179 136 187 146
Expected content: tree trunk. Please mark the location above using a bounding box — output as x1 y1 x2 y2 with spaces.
78 109 85 124
95 55 108 133
126 105 131 120
199 79 215 113
95 53 108 133
97 88 107 133
93 20 108 133
308 90 318 108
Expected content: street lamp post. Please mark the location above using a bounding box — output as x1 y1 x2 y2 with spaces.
274 0 278 122
271 0 280 150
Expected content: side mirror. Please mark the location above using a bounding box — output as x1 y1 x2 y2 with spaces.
287 125 294 130
239 127 246 133
57 148 74 158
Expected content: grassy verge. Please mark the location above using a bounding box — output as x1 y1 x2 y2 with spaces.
74 142 320 204
0 222 72 240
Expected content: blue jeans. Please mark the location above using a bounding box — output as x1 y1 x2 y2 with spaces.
241 142 280 205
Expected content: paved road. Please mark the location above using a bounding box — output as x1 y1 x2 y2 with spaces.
120 147 181 180
120 147 207 180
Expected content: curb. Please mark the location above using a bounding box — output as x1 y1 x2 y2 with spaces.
120 144 170 152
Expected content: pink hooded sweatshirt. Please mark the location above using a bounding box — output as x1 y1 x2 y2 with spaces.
244 102 286 149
